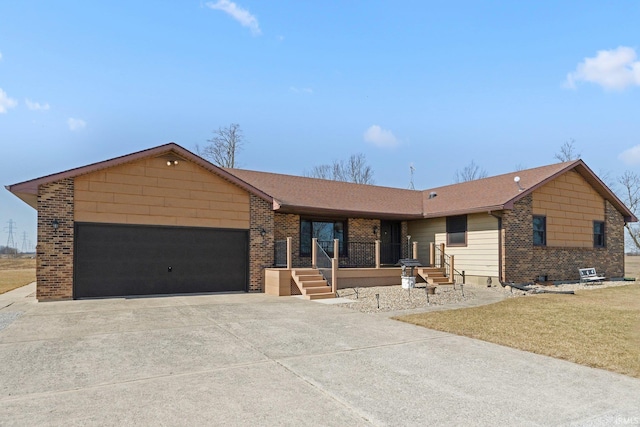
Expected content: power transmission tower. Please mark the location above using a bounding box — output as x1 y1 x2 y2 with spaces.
21 231 29 253
5 219 17 257
408 164 415 190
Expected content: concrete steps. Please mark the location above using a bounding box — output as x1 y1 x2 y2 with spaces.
291 268 335 300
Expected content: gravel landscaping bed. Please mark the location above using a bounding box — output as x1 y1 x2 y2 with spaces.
335 284 474 313
496 279 637 297
334 280 637 314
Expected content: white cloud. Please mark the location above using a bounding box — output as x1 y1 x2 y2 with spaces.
68 117 86 131
619 145 640 165
25 98 50 111
289 86 313 94
206 0 261 36
363 125 399 148
0 88 18 113
565 46 640 91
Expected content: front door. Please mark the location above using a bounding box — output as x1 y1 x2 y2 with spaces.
380 221 401 265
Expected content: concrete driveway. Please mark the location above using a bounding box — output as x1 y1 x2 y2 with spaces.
1 284 639 426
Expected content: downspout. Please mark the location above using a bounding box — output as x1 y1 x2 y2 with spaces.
489 211 503 282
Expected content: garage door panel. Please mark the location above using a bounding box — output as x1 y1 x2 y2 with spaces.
74 223 248 298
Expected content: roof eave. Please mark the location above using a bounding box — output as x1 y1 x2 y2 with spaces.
6 143 274 208
276 204 423 220
423 205 506 219
503 159 637 221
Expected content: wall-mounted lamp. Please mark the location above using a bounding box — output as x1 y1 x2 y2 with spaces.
166 160 179 166
260 228 267 237
373 225 378 236
52 219 59 231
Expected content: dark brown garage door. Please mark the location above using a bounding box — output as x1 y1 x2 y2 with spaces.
74 223 248 298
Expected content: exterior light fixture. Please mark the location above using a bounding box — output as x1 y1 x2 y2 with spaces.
260 228 267 237
373 225 378 236
166 160 179 166
52 219 59 231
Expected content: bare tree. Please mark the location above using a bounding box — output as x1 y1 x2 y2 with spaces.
454 160 488 183
306 164 332 180
554 138 581 162
197 123 245 168
305 153 374 184
345 153 374 184
618 170 640 251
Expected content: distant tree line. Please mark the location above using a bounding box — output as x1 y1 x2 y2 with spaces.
0 246 18 256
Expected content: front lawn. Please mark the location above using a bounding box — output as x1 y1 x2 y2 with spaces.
396 284 640 378
0 257 36 295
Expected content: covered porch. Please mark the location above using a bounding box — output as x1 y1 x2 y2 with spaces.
265 238 463 299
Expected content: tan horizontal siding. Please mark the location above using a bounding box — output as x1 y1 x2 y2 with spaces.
435 213 499 277
75 156 250 228
410 214 499 277
408 218 444 266
532 170 604 248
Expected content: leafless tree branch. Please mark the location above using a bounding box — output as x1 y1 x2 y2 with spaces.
618 170 640 251
305 153 375 184
454 160 488 183
197 123 245 168
554 138 581 162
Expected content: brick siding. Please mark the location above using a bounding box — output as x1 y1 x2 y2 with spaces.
249 195 274 291
503 196 625 282
348 218 379 241
274 213 302 267
37 178 74 300
275 214 399 267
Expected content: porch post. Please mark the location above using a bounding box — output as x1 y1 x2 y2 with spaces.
429 242 435 266
440 243 445 267
333 238 339 263
286 237 292 270
312 237 317 269
412 241 418 260
450 255 455 279
331 258 338 294
375 240 381 269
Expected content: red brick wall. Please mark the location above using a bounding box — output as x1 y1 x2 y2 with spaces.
503 195 625 283
37 178 74 300
249 195 274 291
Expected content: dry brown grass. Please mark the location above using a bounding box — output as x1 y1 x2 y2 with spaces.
626 255 640 279
0 257 36 295
396 284 640 378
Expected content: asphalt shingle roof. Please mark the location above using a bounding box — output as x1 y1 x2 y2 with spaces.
7 142 636 222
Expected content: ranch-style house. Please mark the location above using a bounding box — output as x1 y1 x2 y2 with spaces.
6 143 636 301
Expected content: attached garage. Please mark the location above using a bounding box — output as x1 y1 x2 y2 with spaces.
6 143 275 301
74 223 248 298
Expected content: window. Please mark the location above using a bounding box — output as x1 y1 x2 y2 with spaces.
446 215 467 246
300 219 346 257
533 216 546 246
594 221 605 247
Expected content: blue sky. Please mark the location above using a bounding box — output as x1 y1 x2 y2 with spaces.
1 1 640 250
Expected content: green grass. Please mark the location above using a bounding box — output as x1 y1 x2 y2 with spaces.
396 284 640 378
